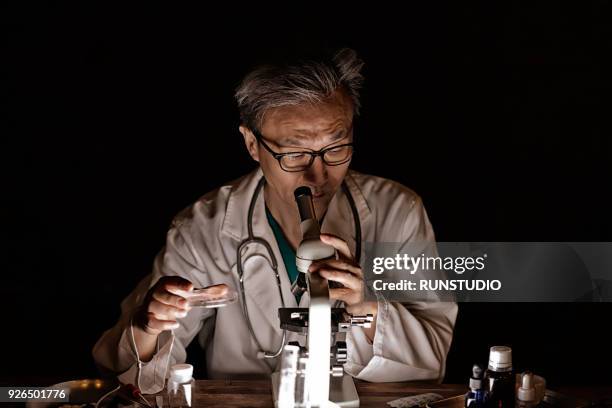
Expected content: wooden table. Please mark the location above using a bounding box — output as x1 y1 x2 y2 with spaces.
148 379 611 407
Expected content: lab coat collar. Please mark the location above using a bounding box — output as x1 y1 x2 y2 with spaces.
221 167 371 243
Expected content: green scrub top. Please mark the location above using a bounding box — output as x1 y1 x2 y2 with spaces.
265 207 300 302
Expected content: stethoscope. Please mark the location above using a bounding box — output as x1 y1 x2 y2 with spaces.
237 176 362 359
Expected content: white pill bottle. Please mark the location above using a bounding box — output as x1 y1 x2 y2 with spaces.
167 363 195 408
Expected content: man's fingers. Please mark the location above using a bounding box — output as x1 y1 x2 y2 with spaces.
139 276 195 334
145 314 180 332
318 269 362 290
149 300 189 320
329 287 354 303
163 277 194 296
152 290 189 309
310 259 362 277
320 233 353 260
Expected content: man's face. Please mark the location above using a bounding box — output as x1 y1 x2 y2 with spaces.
241 89 354 218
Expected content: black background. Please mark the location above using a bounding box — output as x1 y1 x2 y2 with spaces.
2 2 611 387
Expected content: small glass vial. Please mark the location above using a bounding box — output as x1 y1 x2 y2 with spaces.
516 371 537 408
167 363 195 408
484 346 514 407
465 364 487 407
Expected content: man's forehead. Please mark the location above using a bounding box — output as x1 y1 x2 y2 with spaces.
277 117 347 135
261 92 354 144
265 116 351 147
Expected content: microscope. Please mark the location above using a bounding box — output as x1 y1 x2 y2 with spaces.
271 187 373 408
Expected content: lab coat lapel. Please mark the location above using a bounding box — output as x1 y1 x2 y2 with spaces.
223 168 297 339
246 182 299 321
320 172 369 266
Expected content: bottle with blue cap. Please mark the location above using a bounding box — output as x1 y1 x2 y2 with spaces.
484 346 514 407
465 364 488 407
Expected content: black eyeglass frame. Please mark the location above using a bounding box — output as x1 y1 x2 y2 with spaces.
251 129 355 172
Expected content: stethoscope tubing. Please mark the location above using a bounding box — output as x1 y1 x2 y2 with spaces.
237 176 362 359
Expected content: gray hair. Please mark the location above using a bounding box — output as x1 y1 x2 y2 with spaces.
235 48 365 131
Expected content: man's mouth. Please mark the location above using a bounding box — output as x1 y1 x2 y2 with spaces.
303 185 328 199
311 189 327 198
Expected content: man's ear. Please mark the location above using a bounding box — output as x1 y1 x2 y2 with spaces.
239 125 259 162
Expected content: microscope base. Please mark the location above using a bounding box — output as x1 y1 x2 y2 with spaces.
271 372 360 407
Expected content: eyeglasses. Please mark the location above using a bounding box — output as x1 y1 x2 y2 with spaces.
252 129 354 172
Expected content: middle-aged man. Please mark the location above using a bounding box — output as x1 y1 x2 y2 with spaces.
93 48 458 393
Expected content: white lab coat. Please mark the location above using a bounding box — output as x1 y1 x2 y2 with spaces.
92 168 458 393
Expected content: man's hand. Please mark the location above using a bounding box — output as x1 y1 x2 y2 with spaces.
132 277 228 362
309 233 378 318
134 276 194 335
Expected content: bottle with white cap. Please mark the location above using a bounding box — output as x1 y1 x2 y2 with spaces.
516 371 537 408
167 363 195 408
484 346 514 407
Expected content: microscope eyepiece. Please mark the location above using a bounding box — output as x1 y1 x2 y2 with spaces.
294 186 312 199
294 186 316 223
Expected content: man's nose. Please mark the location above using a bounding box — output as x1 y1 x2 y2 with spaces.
303 155 328 184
